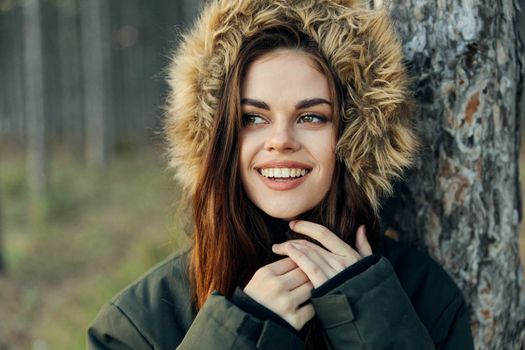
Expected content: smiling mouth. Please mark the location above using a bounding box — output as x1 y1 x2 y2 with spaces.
256 167 311 180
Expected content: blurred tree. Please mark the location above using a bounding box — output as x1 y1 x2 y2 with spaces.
178 0 202 26
81 0 113 170
112 0 148 148
382 0 525 348
1 0 201 153
24 0 49 217
57 0 85 159
0 4 25 144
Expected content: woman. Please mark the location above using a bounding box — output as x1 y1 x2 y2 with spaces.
88 0 474 349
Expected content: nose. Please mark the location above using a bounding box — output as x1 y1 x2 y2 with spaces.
264 122 300 152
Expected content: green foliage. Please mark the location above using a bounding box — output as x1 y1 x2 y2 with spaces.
0 157 27 230
2 169 26 198
0 148 182 350
114 136 138 155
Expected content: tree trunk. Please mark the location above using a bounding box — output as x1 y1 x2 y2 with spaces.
382 0 525 348
81 0 112 170
24 0 49 216
118 0 147 147
0 5 26 144
519 0 525 279
179 0 201 26
57 0 85 159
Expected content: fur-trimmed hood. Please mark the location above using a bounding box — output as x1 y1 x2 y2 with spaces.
164 0 418 213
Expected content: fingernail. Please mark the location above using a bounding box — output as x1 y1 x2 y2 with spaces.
289 220 297 229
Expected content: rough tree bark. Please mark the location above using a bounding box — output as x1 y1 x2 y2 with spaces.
380 0 525 348
23 0 49 216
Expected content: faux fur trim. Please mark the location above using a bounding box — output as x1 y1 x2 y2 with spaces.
164 0 418 213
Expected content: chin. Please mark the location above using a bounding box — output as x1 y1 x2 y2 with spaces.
257 204 310 221
266 212 298 221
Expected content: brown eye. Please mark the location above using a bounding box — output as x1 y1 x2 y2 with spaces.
297 114 328 124
242 113 267 127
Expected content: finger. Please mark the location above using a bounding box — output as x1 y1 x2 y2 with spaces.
289 242 336 280
289 220 356 257
294 303 315 330
279 267 310 290
289 280 314 305
290 239 359 270
266 257 298 275
275 243 328 288
355 225 373 257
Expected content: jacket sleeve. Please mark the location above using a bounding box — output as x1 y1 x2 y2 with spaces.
310 256 474 350
87 302 152 350
87 291 304 350
177 291 303 349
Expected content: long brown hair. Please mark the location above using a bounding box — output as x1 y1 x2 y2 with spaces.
190 25 379 347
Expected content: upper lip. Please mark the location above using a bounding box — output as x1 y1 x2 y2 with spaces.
254 160 313 170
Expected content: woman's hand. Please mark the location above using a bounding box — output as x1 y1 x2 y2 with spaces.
272 221 372 288
243 257 315 330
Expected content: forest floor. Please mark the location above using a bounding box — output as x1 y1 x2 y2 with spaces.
0 146 186 350
0 146 524 350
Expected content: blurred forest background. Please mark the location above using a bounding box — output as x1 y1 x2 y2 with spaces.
0 0 524 349
0 0 201 348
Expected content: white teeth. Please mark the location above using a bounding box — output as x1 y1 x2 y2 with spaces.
258 167 310 178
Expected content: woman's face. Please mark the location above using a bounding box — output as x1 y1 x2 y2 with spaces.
239 50 337 220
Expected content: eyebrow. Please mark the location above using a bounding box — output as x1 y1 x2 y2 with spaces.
240 98 270 110
295 98 332 109
240 97 332 110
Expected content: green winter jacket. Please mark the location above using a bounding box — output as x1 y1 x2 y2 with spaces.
88 1 474 348
87 236 474 349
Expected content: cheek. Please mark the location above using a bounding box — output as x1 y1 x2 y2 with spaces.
239 141 249 181
322 153 337 184
318 134 337 185
239 134 257 182
308 131 337 169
